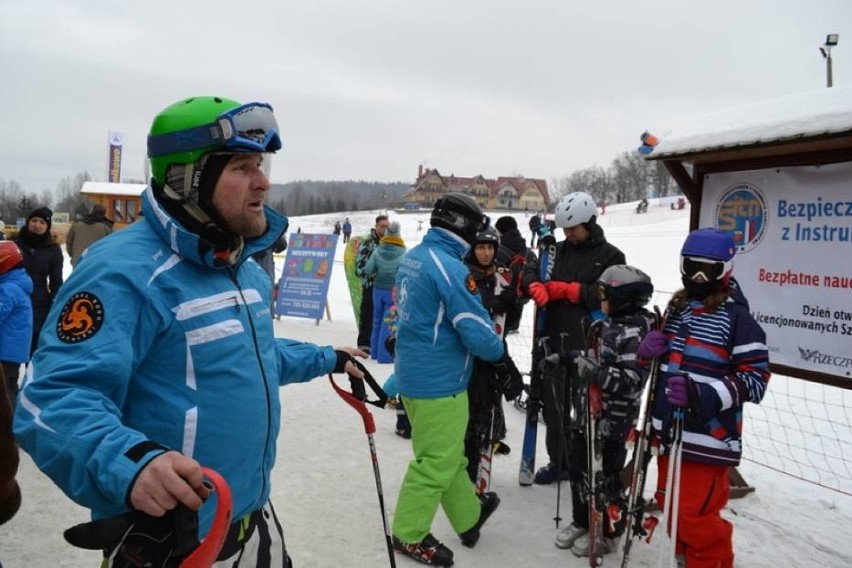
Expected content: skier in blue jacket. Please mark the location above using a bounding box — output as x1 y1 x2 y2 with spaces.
391 193 511 566
14 96 365 568
0 241 32 405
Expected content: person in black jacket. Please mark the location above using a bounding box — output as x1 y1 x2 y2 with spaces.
14 207 64 354
528 212 542 248
524 192 625 486
463 228 522 482
494 216 535 335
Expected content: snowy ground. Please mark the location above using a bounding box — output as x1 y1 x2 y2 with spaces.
1 200 850 567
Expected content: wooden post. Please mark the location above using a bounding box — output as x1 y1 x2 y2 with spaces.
316 302 332 326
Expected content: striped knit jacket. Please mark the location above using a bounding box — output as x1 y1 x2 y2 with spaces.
651 280 770 467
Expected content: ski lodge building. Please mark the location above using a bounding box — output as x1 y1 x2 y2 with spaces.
403 165 550 211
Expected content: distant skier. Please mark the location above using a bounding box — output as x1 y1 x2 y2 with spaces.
342 217 352 243
528 212 542 248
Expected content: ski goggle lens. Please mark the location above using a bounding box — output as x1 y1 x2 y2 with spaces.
597 284 609 301
148 102 283 157
680 256 730 282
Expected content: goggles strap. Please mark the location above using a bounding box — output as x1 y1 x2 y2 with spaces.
148 123 222 157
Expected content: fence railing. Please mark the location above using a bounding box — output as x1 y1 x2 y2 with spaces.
505 290 852 497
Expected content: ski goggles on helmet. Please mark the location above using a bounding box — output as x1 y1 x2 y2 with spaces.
680 256 732 282
148 102 283 158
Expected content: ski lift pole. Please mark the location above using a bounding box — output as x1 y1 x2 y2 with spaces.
329 375 397 568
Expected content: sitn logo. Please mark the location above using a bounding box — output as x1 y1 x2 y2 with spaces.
714 183 768 254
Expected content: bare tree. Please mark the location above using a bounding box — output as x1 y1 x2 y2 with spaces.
610 151 649 204
54 172 92 218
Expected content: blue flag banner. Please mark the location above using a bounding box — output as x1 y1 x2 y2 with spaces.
275 233 338 320
108 131 124 183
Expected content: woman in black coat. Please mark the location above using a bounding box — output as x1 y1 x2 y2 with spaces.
15 207 64 354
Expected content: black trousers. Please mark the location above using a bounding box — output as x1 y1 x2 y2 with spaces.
357 285 374 347
0 362 19 407
567 433 627 531
504 303 525 333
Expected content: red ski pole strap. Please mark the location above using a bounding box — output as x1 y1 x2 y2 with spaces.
329 375 377 435
180 467 233 568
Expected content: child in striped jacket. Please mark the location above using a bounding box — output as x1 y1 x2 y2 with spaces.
638 228 770 568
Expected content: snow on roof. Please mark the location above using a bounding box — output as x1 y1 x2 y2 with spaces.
81 181 146 197
648 85 852 159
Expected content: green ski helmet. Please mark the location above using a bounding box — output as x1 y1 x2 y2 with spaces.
147 96 283 189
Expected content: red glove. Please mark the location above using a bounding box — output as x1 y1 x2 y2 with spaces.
545 281 581 304
527 282 549 306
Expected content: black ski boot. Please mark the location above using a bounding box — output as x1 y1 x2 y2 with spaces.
458 491 500 548
392 533 454 566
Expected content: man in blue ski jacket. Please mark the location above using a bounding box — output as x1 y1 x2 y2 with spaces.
14 96 364 568
391 193 517 567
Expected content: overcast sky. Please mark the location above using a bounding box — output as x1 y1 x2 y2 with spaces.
1 0 850 194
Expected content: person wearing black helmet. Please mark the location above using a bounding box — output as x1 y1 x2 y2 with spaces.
391 193 508 566
463 228 524 482
554 264 657 556
494 215 536 335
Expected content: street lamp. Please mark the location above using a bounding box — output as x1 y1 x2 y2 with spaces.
819 33 839 88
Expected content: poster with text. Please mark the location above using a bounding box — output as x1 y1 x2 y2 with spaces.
275 233 338 320
701 162 852 381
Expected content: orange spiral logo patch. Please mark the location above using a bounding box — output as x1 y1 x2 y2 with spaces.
465 274 478 295
57 292 105 343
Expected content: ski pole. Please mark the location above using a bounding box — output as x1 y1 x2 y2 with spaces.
621 310 665 567
657 407 684 568
180 467 233 568
667 408 685 568
329 375 397 568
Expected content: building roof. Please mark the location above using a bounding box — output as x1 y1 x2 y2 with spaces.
81 181 147 197
647 85 852 161
411 168 550 203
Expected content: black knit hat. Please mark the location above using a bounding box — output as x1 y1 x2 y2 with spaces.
494 216 517 234
27 206 53 230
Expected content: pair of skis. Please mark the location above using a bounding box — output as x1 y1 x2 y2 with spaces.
475 268 513 495
584 319 607 567
518 234 557 486
620 309 686 568
619 316 664 567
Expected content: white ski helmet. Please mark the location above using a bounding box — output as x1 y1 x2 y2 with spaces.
554 191 597 228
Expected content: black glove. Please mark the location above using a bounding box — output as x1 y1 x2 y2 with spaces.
575 356 602 386
64 506 200 567
487 287 515 315
333 350 353 374
538 352 561 374
489 357 524 401
384 335 396 357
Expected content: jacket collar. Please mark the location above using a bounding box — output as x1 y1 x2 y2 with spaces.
141 186 288 269
424 227 470 259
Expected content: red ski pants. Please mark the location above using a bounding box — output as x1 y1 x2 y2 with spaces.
655 457 734 568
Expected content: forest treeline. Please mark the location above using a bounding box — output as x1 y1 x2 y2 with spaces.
0 148 679 223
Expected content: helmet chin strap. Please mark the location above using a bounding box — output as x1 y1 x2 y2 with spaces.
160 179 244 264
